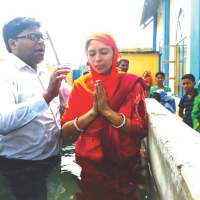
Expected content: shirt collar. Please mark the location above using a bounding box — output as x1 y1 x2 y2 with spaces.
8 54 27 68
7 54 47 76
8 54 38 73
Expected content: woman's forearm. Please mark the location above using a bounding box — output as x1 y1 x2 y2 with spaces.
61 109 97 139
102 108 132 133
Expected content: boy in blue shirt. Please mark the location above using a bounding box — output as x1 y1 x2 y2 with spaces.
178 74 198 127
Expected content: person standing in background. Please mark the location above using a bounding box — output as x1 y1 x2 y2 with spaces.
149 72 171 97
59 80 72 114
142 70 153 97
117 58 129 72
179 74 198 127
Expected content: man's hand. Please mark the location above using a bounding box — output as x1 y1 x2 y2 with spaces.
43 67 71 104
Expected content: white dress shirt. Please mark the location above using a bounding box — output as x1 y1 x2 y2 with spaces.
0 54 61 160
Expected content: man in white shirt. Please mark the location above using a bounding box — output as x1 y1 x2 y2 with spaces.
0 17 70 200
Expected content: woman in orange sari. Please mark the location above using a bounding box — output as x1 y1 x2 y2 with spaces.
61 33 148 199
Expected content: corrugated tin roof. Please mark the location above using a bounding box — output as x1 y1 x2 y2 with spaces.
119 49 159 54
140 0 159 26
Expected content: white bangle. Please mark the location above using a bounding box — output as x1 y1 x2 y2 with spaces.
73 117 85 132
112 113 126 129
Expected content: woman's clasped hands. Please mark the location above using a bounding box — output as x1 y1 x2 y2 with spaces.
91 80 111 117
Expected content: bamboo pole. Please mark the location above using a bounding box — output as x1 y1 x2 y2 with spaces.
46 31 61 66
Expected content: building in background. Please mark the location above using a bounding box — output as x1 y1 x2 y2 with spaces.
140 0 199 96
119 48 158 83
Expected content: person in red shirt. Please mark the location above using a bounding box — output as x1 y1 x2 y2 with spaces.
61 33 148 199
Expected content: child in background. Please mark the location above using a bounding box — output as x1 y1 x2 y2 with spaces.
149 72 171 97
179 74 198 127
149 72 176 113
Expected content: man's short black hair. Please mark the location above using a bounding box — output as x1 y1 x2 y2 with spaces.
118 59 129 65
155 71 165 78
3 17 40 52
181 74 195 82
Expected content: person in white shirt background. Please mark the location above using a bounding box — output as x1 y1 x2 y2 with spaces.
0 17 70 200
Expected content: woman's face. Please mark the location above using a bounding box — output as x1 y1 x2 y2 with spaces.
87 40 114 74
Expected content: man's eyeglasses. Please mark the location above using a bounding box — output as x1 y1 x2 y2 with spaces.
14 33 48 42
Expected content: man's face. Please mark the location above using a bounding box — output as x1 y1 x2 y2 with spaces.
118 61 129 72
182 78 195 93
10 27 46 68
155 74 165 85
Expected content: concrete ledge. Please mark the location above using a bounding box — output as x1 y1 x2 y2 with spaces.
146 98 200 200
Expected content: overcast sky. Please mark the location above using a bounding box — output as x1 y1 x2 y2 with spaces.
0 0 152 66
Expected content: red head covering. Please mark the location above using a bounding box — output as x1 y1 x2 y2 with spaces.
85 33 119 99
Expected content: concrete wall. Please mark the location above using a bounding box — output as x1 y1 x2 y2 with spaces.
146 98 200 200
